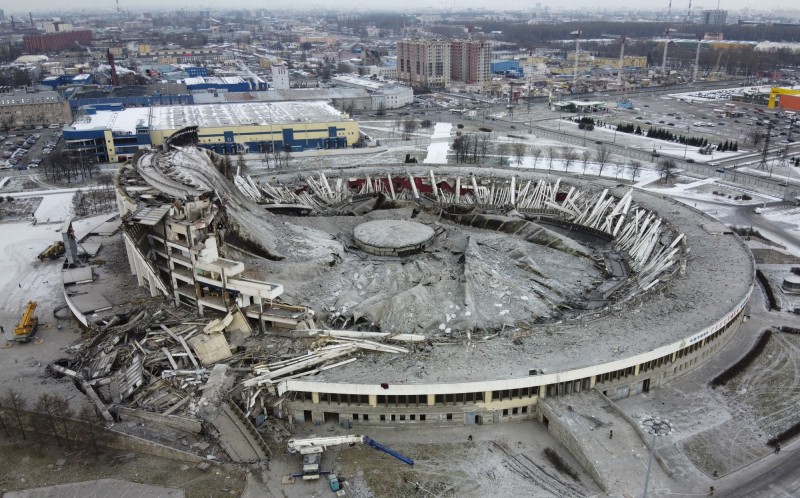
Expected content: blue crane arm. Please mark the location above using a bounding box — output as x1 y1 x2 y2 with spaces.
362 436 414 466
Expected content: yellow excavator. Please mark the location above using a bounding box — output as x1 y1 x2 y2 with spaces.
38 241 65 262
13 301 39 343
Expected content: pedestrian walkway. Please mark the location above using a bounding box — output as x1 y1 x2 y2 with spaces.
540 391 672 496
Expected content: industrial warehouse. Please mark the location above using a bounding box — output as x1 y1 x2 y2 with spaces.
62 100 358 162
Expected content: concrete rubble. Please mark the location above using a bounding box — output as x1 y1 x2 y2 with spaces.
47 300 411 463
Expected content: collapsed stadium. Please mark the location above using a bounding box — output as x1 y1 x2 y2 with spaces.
78 127 752 441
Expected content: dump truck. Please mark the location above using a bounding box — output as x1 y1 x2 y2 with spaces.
13 301 39 343
38 241 65 262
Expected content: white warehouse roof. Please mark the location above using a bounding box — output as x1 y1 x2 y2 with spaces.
148 101 345 130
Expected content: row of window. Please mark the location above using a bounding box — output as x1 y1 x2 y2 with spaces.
297 310 742 408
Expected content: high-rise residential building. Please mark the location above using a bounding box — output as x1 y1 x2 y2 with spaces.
396 39 451 88
702 9 727 26
397 39 492 88
451 40 492 85
23 29 92 53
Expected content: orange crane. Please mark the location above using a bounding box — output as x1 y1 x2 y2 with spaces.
13 301 39 343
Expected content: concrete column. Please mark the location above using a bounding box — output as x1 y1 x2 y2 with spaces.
369 394 378 407
484 391 493 403
540 385 547 399
634 364 640 376
589 376 596 388
311 392 320 404
671 352 677 362
427 394 435 406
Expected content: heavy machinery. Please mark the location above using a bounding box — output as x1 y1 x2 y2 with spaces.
13 301 39 343
38 241 65 262
287 435 414 480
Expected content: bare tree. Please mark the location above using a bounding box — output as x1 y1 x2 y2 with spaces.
511 142 528 166
53 395 74 447
0 395 10 437
562 148 578 173
659 158 677 183
546 146 559 172
581 150 592 174
3 389 27 440
402 118 418 140
746 129 764 146
497 142 510 166
36 393 62 445
615 162 626 179
79 404 102 455
596 144 612 177
531 147 543 168
629 160 642 182
477 135 491 162
71 189 87 218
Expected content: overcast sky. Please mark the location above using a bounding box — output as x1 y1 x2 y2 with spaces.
4 1 796 14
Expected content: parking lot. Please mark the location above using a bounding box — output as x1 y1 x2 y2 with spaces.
610 89 798 153
1 125 63 171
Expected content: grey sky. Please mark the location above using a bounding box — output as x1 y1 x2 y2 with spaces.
3 1 796 14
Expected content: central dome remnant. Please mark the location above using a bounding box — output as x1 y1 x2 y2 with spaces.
354 220 435 256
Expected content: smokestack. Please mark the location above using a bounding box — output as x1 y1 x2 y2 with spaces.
29 12 33 28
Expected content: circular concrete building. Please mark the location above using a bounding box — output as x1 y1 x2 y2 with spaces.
783 275 800 293
255 166 754 430
354 220 435 256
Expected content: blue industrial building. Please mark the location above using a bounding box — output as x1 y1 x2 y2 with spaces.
185 66 209 77
183 76 267 92
41 74 95 89
490 60 523 78
63 101 357 163
63 104 152 163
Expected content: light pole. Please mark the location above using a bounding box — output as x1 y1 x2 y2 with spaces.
641 417 673 498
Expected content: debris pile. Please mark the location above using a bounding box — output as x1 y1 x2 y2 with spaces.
50 303 416 462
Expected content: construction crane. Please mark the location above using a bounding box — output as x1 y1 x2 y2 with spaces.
602 34 628 86
692 34 703 83
107 49 120 87
712 50 728 79
12 301 39 343
571 30 582 89
662 29 677 73
287 435 414 480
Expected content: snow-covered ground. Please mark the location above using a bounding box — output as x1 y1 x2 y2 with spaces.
423 123 453 164
430 122 453 140
0 213 114 303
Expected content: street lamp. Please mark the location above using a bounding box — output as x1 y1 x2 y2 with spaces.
641 417 673 498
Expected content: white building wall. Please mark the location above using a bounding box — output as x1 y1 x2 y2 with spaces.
272 65 290 90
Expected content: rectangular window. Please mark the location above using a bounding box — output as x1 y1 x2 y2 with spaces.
353 414 359 420
420 414 426 421
410 414 416 421
363 414 369 421
399 415 405 421
446 413 453 420
380 414 386 421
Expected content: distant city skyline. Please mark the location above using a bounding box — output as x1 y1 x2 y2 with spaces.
3 1 800 15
